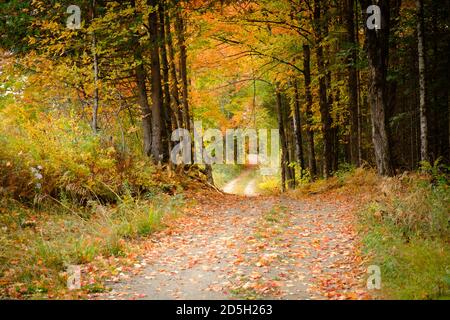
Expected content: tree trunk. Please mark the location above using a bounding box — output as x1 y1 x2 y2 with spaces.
276 89 289 192
159 2 174 161
332 84 340 172
135 63 152 156
91 34 99 133
131 0 152 156
174 5 191 132
293 79 305 176
283 93 296 188
313 0 333 178
355 0 363 165
303 44 317 178
91 0 99 133
165 7 183 129
345 0 360 166
360 0 394 176
416 0 429 162
148 0 163 162
326 67 339 172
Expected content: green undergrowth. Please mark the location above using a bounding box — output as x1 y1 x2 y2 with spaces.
358 165 450 299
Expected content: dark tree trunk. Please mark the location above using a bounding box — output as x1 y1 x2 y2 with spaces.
165 7 183 129
326 67 339 172
332 84 340 172
345 0 360 166
91 0 99 133
313 0 333 178
148 0 164 162
91 34 99 133
174 5 191 132
293 79 305 176
131 0 152 156
355 0 363 165
446 2 450 163
276 89 289 192
303 44 317 178
135 63 152 156
159 2 174 161
360 0 394 176
283 93 296 188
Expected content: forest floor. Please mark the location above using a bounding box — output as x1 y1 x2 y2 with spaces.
90 171 371 300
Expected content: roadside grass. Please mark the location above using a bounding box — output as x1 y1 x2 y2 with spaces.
361 220 449 299
0 193 185 299
289 165 449 299
358 172 450 299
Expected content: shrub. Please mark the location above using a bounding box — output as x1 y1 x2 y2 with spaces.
258 175 280 194
0 104 171 204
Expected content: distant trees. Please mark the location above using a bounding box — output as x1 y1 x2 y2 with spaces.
183 0 449 183
215 0 448 184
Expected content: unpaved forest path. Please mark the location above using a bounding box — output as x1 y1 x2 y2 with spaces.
92 175 370 300
223 168 260 197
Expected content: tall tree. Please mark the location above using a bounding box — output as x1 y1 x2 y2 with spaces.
135 62 153 156
360 0 394 176
293 79 305 175
174 4 191 132
276 88 289 192
416 0 429 162
159 1 174 160
313 0 333 178
132 0 152 156
90 0 100 133
283 92 296 188
303 44 317 178
165 7 184 129
344 0 360 166
148 0 164 162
